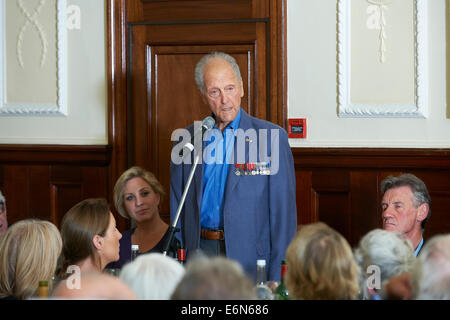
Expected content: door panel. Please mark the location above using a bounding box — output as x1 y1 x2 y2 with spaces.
129 22 267 219
109 0 287 223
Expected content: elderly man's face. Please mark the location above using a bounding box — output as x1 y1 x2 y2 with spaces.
202 58 244 131
0 201 7 236
381 186 427 238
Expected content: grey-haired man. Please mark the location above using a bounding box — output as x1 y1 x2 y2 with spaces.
381 174 431 256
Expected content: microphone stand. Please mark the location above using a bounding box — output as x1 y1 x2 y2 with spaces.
162 151 201 256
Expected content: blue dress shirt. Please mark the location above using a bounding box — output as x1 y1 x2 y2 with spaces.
200 109 241 229
414 237 424 257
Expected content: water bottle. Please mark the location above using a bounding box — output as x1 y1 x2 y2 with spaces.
131 244 139 261
255 259 273 300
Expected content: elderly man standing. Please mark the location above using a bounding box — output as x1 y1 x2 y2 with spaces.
170 52 297 281
380 173 431 256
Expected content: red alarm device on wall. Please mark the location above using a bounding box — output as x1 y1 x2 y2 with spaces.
288 118 306 138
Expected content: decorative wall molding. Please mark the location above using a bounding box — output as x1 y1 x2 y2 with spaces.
366 0 390 64
0 0 67 116
337 0 428 118
16 0 48 68
291 147 450 169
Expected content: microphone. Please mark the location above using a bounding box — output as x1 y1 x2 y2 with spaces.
180 116 215 156
164 117 215 256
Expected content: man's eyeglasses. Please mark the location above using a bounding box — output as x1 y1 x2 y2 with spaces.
0 201 5 213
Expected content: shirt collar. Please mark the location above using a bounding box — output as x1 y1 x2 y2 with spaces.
212 108 241 132
228 108 241 131
414 237 424 257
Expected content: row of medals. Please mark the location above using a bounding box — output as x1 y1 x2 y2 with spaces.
235 163 271 176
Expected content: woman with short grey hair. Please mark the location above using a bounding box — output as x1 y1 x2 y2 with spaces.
411 234 450 300
354 229 415 300
119 253 185 300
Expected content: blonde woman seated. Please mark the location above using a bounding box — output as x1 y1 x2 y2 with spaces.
56 198 122 279
0 219 62 300
107 166 179 270
119 253 185 299
285 222 359 300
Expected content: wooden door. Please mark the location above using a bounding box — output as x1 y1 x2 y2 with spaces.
109 0 287 222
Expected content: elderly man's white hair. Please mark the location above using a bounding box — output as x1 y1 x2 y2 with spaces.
354 229 415 299
119 253 185 300
0 190 5 203
411 234 450 299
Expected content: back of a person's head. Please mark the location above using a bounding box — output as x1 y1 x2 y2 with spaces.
52 271 136 300
0 219 62 299
119 253 185 299
57 198 110 278
171 256 255 300
354 229 415 299
285 222 359 300
411 234 450 299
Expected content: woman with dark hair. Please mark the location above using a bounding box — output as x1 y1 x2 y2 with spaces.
56 198 122 279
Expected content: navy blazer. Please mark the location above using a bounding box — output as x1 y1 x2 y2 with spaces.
170 109 297 281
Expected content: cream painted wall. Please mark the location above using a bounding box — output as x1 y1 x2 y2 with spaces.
1 0 447 147
287 0 450 148
0 0 107 145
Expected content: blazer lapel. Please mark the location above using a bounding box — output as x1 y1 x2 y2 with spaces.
224 109 251 200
